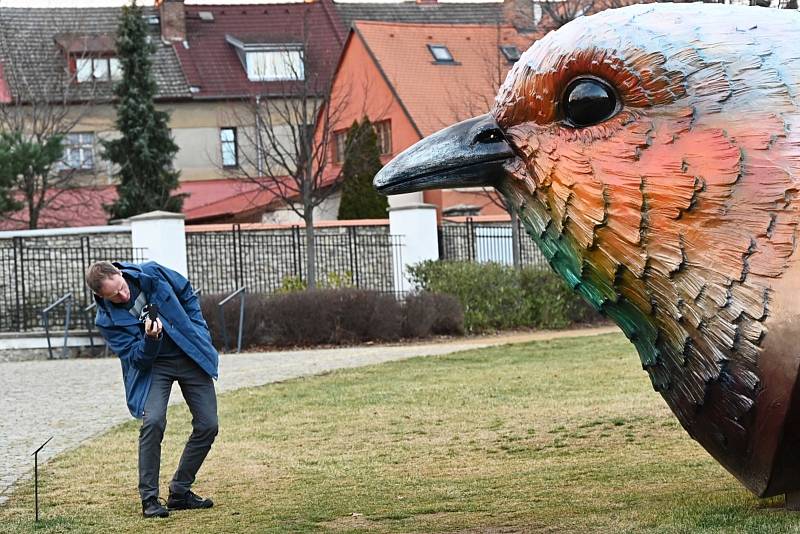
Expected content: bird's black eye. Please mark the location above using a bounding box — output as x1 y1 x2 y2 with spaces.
562 78 618 127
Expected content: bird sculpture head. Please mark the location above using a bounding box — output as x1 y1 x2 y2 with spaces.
375 3 800 499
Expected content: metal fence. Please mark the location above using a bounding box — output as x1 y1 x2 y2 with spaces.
186 224 405 297
0 236 146 332
438 217 548 268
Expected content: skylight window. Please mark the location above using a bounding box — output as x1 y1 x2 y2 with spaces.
428 44 454 63
500 45 521 63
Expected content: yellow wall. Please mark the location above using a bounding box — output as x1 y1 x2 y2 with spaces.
63 99 297 184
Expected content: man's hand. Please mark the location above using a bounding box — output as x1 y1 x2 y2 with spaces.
145 317 163 338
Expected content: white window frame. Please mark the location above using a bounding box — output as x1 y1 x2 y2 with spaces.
245 49 304 82
220 127 238 168
61 132 95 171
75 56 122 83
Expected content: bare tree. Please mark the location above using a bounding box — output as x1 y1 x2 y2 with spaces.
226 13 349 289
505 0 648 33
0 14 102 229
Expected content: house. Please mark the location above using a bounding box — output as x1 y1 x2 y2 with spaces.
0 0 346 229
322 19 536 219
0 0 546 229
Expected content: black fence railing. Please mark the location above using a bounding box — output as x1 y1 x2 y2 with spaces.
438 217 548 268
186 224 405 297
0 236 146 332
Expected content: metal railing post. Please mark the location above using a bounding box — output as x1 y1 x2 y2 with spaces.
217 287 246 354
41 293 73 360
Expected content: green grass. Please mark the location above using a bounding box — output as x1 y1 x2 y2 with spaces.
1 333 797 533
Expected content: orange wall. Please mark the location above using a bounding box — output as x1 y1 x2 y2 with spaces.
326 30 509 219
327 31 421 170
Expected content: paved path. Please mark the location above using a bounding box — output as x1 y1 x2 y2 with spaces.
0 326 617 504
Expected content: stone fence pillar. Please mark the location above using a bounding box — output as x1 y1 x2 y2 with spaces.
389 203 439 294
129 211 188 277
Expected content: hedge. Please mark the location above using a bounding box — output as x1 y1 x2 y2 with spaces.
200 289 463 351
407 261 603 333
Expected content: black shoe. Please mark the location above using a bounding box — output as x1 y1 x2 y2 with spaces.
142 497 169 518
166 490 214 510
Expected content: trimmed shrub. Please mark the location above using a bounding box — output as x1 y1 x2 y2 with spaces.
408 260 602 333
408 261 528 332
429 293 466 335
402 292 464 338
519 268 601 328
201 288 465 351
260 288 402 347
200 293 269 350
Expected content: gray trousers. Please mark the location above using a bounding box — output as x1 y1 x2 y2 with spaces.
138 355 218 501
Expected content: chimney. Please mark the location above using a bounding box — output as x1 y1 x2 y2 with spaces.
156 0 186 43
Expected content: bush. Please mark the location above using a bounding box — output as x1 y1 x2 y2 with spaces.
519 269 601 328
262 288 402 347
402 292 464 338
200 292 269 350
408 261 602 333
200 288 465 351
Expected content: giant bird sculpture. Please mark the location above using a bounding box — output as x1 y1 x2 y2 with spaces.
374 3 800 503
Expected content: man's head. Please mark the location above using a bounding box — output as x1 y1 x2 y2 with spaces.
86 261 131 304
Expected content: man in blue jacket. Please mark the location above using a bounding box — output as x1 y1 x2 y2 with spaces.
86 260 219 519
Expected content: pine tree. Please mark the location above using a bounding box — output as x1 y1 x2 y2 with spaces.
103 0 183 220
337 118 388 220
0 132 63 225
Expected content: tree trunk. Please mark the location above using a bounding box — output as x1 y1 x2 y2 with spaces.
511 209 521 270
27 194 38 230
304 205 317 290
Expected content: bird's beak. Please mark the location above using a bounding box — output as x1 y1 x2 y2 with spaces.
373 113 515 195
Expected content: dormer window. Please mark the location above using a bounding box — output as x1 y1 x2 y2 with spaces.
428 44 454 63
75 57 122 83
226 35 304 82
55 34 121 84
500 45 521 63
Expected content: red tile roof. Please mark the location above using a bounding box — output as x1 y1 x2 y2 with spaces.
175 1 345 99
0 178 287 230
354 21 535 136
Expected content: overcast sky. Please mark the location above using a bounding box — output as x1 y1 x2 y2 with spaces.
3 0 499 6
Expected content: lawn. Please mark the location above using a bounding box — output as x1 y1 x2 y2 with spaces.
1 333 795 533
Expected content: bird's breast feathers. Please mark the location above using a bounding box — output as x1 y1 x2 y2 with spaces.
493 3 800 487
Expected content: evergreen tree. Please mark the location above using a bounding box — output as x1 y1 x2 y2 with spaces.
103 0 183 220
337 118 388 220
0 132 63 225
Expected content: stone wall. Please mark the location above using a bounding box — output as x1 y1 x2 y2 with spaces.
186 224 402 296
0 229 141 332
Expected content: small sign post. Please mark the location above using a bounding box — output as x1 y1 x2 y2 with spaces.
32 437 53 522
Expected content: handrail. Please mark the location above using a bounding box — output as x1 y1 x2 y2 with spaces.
41 293 73 360
217 287 246 354
83 301 108 357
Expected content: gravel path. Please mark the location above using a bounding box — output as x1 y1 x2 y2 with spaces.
0 326 617 504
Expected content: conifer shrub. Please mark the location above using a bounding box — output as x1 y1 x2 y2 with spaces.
337 118 389 220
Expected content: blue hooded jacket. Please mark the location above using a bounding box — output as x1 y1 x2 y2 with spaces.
94 261 219 418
